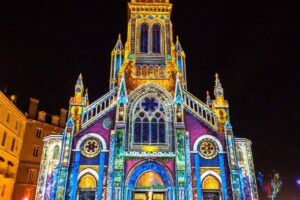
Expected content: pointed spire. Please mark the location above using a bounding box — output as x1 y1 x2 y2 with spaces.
206 91 212 107
215 73 222 88
175 35 183 52
225 121 232 129
75 73 84 94
113 33 124 52
76 73 83 87
66 118 75 127
117 73 128 105
173 73 184 105
85 88 89 106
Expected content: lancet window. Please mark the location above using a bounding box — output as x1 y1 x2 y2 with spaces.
140 23 149 53
133 97 166 144
152 23 161 53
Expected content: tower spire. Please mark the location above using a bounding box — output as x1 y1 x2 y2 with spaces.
113 33 124 52
74 73 84 103
69 73 88 131
175 35 187 87
206 91 212 107
213 73 226 105
173 73 184 105
110 34 125 90
117 73 128 106
212 73 229 134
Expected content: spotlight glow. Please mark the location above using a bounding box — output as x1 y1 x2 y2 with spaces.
297 178 300 185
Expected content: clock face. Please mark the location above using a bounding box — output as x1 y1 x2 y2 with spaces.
217 90 223 95
81 138 101 158
199 139 218 159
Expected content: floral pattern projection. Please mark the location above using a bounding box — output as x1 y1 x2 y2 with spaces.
35 0 259 199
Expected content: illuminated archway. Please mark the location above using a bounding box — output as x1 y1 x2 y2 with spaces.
202 175 221 190
77 172 98 200
136 171 165 187
78 173 97 189
202 174 222 200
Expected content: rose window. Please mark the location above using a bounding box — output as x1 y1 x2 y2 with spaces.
81 138 101 158
199 139 218 159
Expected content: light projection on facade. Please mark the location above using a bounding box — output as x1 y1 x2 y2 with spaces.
35 0 259 199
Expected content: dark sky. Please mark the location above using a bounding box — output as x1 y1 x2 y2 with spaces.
0 0 299 199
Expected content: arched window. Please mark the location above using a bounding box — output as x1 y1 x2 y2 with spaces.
140 23 149 53
133 97 166 144
148 66 154 77
136 66 141 77
152 23 161 53
159 66 165 77
52 145 60 160
154 66 159 77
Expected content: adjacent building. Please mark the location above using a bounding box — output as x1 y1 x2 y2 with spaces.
0 91 27 200
13 99 67 200
36 0 259 200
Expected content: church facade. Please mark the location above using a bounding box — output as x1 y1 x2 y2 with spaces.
35 0 259 200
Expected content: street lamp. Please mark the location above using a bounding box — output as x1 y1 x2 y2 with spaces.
296 178 300 186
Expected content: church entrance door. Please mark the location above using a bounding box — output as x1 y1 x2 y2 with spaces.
134 192 165 200
202 191 221 200
78 190 96 200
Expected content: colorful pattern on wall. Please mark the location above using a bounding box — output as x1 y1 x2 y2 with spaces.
35 0 259 200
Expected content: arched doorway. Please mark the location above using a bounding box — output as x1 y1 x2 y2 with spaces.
126 162 174 200
77 173 97 200
202 175 222 200
134 171 165 200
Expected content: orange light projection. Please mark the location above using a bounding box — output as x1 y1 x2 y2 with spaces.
78 174 97 189
202 175 220 190
136 171 165 187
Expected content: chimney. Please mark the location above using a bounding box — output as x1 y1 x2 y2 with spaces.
28 98 39 119
52 115 59 126
38 111 46 122
59 108 68 127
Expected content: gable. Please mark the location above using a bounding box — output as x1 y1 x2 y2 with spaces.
184 110 225 151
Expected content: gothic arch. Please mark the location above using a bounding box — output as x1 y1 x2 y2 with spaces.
75 133 107 151
125 161 174 188
201 170 222 183
127 83 173 146
139 22 150 53
78 168 99 181
151 23 162 54
193 135 224 152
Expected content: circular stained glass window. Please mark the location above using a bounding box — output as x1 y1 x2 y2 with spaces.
81 138 101 158
199 139 218 159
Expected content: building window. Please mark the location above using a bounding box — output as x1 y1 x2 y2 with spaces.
1 132 6 147
15 120 19 130
52 145 60 160
33 146 39 157
140 23 149 53
11 138 15 151
133 97 166 144
6 113 10 123
1 184 5 197
152 23 161 54
36 128 42 138
28 169 35 184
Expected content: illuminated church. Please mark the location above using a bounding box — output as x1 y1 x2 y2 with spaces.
36 0 259 200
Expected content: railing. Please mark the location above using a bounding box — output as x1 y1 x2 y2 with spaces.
182 89 218 130
82 89 117 128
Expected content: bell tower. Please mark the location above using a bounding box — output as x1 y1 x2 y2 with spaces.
111 0 187 94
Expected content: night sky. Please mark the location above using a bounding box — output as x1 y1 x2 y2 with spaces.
0 0 299 199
